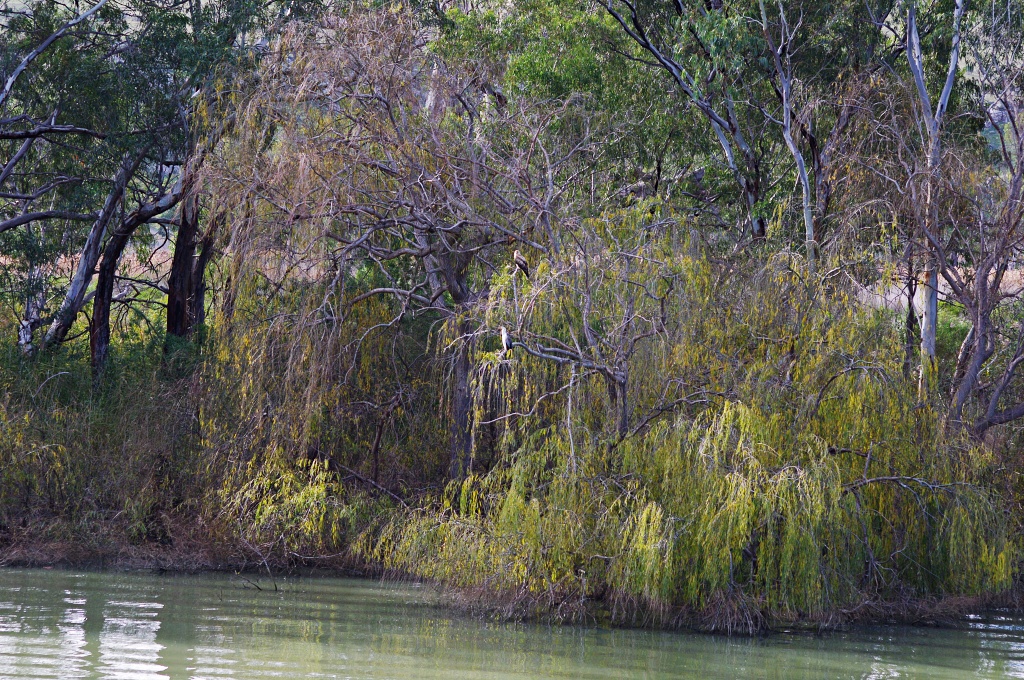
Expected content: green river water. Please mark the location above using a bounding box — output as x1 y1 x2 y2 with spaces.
0 567 1022 679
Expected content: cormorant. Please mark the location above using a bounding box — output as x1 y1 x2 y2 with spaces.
513 250 530 280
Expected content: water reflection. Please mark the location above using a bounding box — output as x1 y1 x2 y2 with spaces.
0 568 1022 679
99 600 166 680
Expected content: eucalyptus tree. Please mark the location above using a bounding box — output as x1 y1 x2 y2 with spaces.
756 0 816 271
599 0 906 269
433 0 703 214
831 0 1024 435
602 0 776 240
932 0 1024 434
0 0 143 356
0 0 315 372
904 0 967 396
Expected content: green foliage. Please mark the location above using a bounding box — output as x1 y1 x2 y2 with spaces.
936 301 971 391
221 450 383 559
359 252 1015 630
0 333 199 546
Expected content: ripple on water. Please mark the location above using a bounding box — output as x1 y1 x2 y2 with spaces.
2 569 1024 679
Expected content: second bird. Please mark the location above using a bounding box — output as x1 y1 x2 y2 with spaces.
513 249 530 280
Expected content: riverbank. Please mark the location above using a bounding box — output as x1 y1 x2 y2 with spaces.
2 523 1019 636
0 276 1019 637
0 513 364 576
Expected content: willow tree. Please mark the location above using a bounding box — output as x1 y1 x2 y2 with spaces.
207 10 592 478
363 244 1015 631
475 209 686 441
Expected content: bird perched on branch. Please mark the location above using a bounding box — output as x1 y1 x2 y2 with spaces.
513 249 530 280
500 327 512 353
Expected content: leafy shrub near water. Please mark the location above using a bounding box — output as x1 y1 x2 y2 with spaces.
0 333 201 550
357 254 1016 631
361 404 1012 631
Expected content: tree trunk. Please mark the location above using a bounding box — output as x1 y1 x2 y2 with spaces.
165 193 200 345
370 418 385 484
919 262 938 397
18 263 46 356
615 378 629 438
42 150 144 349
780 127 814 269
190 232 215 333
91 190 187 375
903 273 919 380
905 0 963 398
90 224 136 376
90 254 116 377
948 324 984 425
812 168 829 245
449 337 473 479
760 3 813 264
745 180 767 240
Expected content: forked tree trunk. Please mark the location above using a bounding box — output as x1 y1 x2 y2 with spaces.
745 178 767 240
189 232 215 332
42 151 144 349
165 193 215 349
90 189 187 376
905 0 964 398
760 0 816 270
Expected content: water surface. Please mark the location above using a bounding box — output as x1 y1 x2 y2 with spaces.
0 567 1022 679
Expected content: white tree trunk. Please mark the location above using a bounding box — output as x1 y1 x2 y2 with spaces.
760 0 816 273
905 0 964 397
919 263 938 395
41 150 143 349
18 264 46 355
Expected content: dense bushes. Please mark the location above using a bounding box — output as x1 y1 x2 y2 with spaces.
0 337 199 547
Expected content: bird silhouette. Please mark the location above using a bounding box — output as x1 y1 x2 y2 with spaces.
513 250 530 280
500 327 512 353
